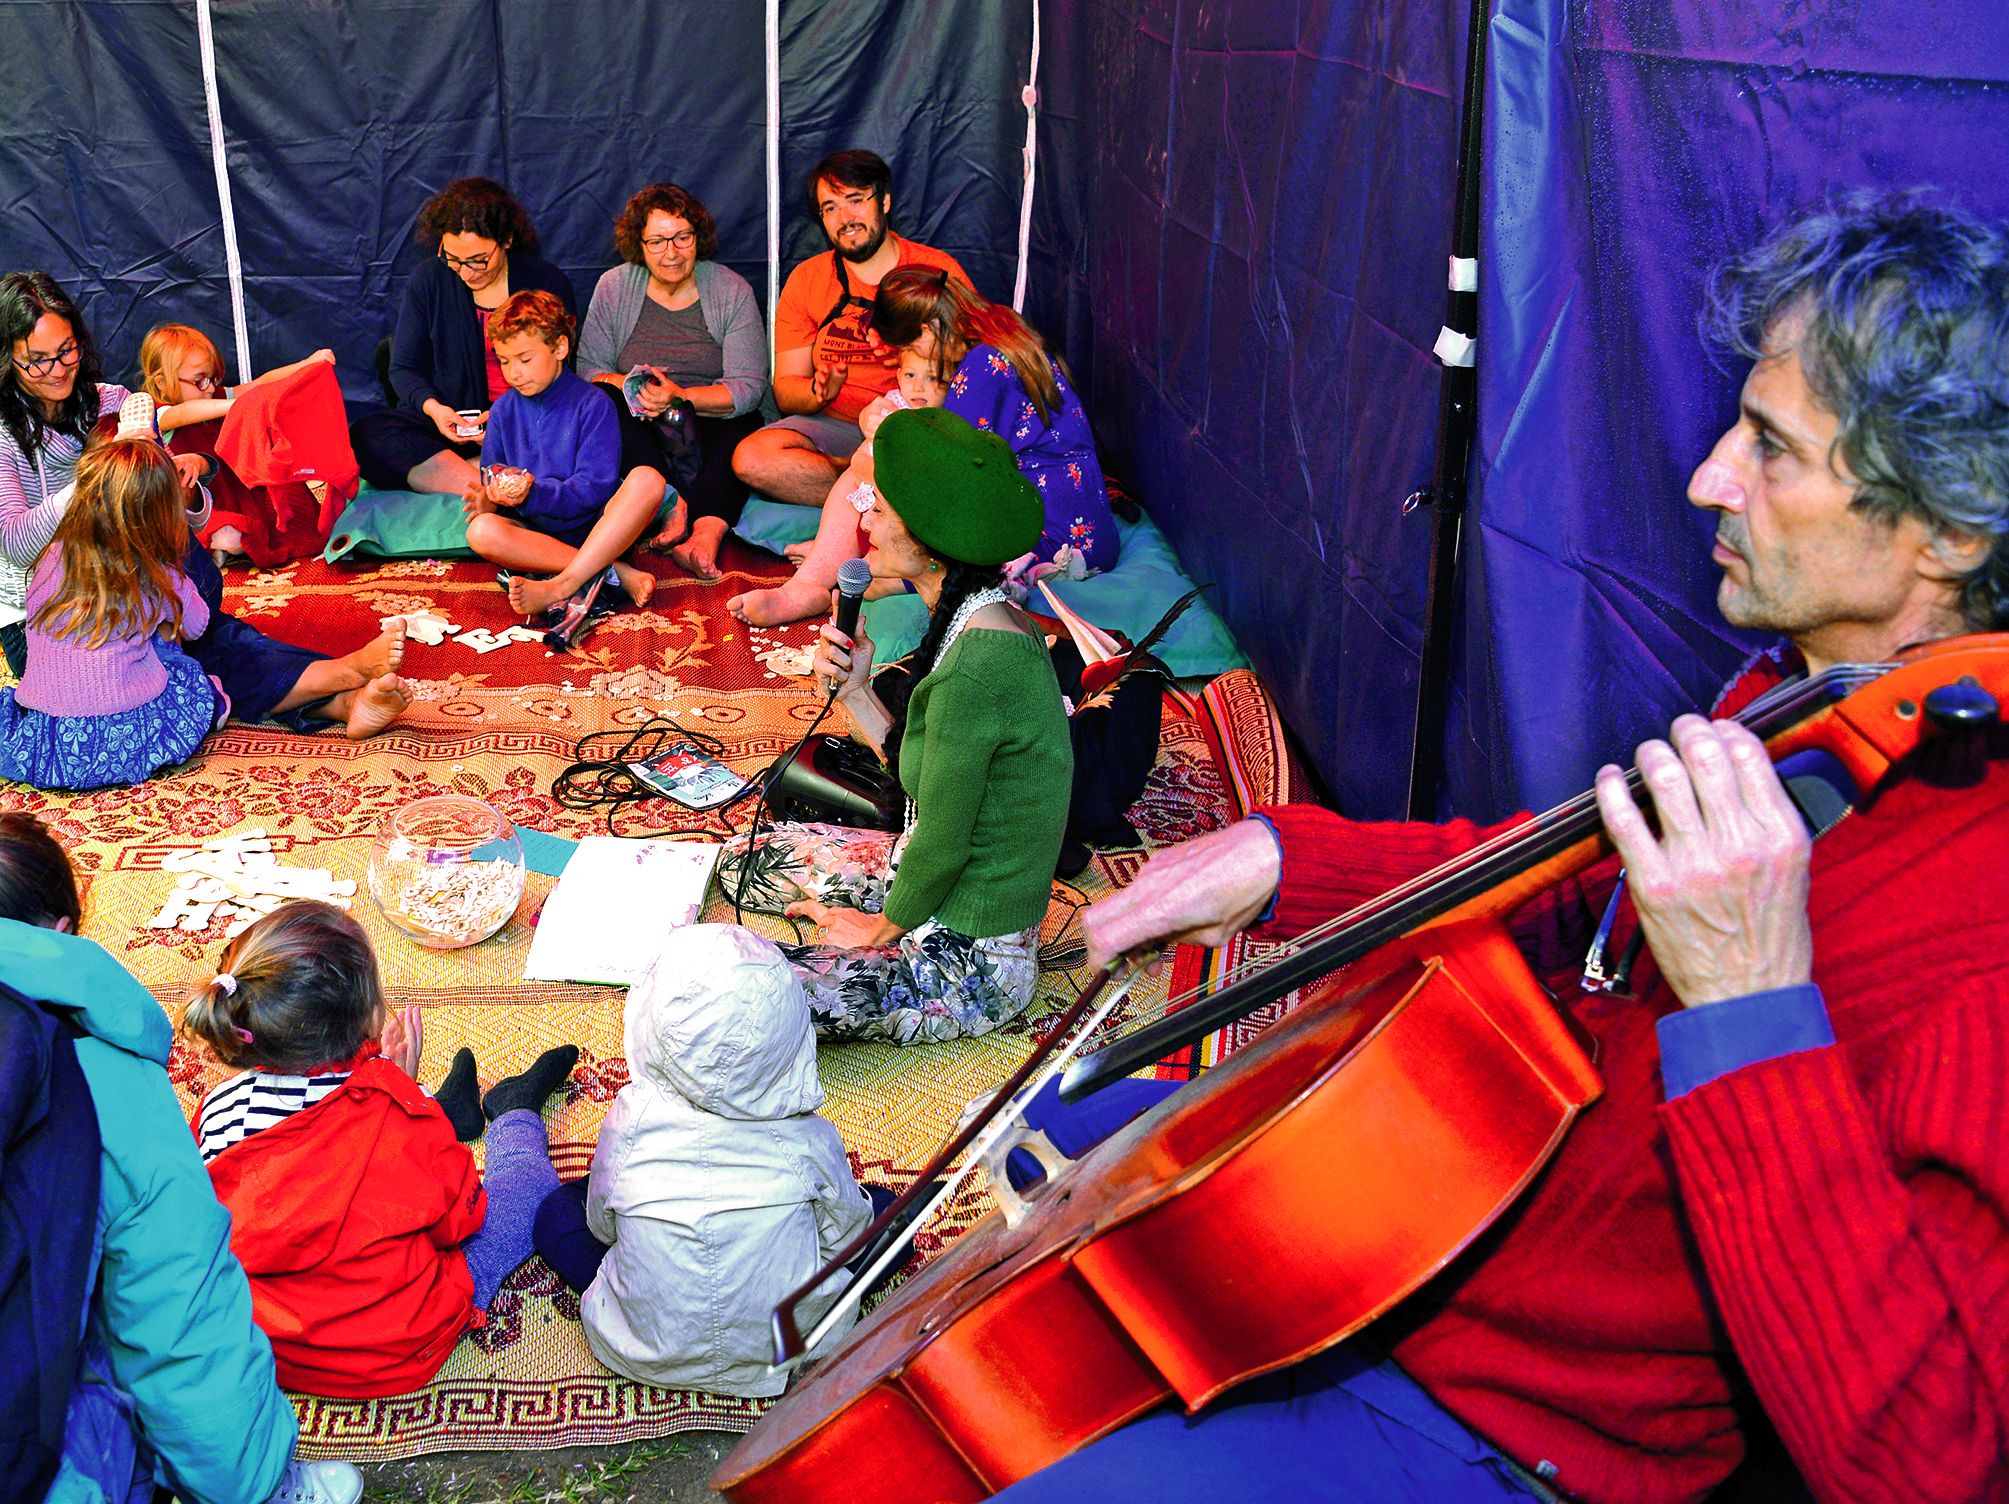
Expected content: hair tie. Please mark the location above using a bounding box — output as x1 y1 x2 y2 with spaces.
211 972 237 996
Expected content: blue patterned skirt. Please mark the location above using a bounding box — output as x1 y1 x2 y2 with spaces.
0 643 220 790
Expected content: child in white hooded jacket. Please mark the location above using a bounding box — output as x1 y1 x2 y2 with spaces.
530 923 875 1396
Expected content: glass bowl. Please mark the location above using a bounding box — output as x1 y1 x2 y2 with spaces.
368 796 526 949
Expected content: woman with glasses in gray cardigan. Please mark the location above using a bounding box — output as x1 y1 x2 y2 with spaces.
569 181 769 590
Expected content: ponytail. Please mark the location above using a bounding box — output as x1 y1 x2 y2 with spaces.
180 901 384 1072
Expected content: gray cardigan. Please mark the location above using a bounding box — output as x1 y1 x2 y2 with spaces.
576 260 769 418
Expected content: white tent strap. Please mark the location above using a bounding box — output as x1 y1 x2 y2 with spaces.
765 0 782 369
194 0 251 381
1011 0 1042 313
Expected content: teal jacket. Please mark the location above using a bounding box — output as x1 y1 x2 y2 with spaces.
3 921 296 1504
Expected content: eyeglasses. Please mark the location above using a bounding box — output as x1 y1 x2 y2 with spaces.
12 340 79 379
182 372 221 393
439 248 495 274
641 231 697 254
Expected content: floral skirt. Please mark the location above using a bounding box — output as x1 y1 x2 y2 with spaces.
0 643 221 791
718 821 1041 1045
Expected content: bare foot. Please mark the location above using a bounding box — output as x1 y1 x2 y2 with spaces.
726 573 831 626
782 540 813 563
641 495 690 553
614 561 657 608
506 573 571 618
670 517 728 582
344 620 406 681
343 674 409 740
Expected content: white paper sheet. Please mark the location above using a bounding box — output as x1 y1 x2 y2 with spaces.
522 837 720 986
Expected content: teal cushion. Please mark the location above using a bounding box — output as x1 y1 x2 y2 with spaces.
732 496 820 555
325 483 681 563
847 510 1248 680
323 487 476 562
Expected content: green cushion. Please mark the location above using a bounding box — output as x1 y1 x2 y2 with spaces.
324 483 681 564
732 496 821 555
323 487 477 562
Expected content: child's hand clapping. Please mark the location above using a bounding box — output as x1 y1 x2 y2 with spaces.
380 1004 423 1078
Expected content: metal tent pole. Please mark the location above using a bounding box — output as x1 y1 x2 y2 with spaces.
1403 0 1493 820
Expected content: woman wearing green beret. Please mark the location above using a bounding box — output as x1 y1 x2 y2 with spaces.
720 408 1072 1044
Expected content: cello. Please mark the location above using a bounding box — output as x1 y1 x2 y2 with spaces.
713 635 2009 1504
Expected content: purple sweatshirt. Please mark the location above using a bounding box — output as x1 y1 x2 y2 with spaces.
478 368 621 539
16 551 210 716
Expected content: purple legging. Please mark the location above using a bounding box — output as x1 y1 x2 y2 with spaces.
462 1108 561 1310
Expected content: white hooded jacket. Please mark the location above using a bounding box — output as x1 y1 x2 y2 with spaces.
581 924 873 1396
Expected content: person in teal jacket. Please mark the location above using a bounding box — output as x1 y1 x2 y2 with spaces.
0 827 360 1504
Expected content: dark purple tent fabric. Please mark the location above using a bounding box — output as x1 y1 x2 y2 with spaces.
1026 0 1471 819
1460 0 2009 818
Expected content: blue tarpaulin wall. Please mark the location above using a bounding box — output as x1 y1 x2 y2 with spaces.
1030 0 2009 820
1024 0 1469 818
1463 0 2009 817
0 0 1036 400
7 1 2009 819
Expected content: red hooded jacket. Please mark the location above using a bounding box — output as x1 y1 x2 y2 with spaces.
199 1054 485 1398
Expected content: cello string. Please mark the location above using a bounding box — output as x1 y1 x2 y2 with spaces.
1083 664 1886 1048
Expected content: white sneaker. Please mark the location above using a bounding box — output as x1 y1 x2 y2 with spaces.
115 390 160 443
262 1460 364 1504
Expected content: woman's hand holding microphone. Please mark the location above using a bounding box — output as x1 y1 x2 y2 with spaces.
812 605 876 703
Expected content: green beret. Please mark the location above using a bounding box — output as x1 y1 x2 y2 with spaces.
872 407 1043 566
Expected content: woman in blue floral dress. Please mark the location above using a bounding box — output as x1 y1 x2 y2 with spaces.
728 267 1119 628
873 267 1118 573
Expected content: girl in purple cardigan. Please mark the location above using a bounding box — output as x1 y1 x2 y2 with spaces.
0 436 222 789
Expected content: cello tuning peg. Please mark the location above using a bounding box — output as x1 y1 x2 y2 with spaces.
1923 678 2000 731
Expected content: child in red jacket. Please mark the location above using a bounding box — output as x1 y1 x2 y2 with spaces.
183 901 578 1398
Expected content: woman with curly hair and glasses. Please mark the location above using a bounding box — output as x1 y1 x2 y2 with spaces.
349 178 577 497
564 181 770 593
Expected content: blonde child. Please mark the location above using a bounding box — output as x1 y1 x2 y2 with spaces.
0 436 223 789
183 901 579 1399
460 290 659 616
528 924 879 1396
726 338 946 626
136 324 337 566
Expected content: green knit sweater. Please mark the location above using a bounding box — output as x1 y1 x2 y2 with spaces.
882 627 1072 938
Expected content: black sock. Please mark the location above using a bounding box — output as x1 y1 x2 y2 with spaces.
483 1044 579 1121
433 1048 483 1142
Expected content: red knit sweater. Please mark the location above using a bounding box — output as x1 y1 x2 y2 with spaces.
1255 652 2009 1504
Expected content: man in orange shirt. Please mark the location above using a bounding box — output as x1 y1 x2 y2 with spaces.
732 150 970 505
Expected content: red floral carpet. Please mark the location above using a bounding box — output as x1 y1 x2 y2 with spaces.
0 540 1292 1458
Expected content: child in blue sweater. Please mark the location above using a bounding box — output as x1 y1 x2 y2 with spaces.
462 291 655 609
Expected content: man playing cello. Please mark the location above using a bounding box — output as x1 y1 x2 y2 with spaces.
998 195 2009 1502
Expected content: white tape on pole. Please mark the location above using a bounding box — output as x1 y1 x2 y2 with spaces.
1433 326 1476 368
765 0 782 369
1448 255 1478 292
194 0 251 382
1011 0 1042 313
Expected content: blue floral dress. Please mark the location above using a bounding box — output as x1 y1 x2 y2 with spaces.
0 637 218 790
945 345 1119 573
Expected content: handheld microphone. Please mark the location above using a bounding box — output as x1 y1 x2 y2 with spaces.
833 557 873 641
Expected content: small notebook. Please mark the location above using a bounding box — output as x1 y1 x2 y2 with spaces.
522 837 720 986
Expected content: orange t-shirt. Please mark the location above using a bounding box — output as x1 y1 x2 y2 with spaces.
772 234 970 423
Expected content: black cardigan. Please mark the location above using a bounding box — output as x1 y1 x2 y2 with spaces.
387 250 577 414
